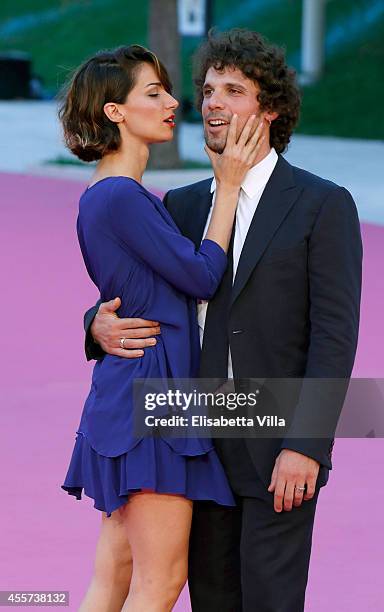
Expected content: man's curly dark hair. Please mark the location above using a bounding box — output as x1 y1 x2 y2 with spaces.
193 29 301 154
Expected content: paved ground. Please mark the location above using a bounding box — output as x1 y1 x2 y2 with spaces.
2 100 383 224
1 172 383 611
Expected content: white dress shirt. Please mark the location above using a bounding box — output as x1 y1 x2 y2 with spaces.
198 147 279 377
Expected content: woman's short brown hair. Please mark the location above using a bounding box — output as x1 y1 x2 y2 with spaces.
58 45 172 162
193 29 301 154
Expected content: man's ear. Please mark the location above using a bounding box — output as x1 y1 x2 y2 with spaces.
264 111 279 124
103 102 125 124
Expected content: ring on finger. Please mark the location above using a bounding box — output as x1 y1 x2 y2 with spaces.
120 337 127 349
294 485 306 493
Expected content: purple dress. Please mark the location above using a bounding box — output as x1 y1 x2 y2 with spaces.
61 176 235 515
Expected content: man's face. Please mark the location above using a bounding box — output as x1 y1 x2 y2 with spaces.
202 66 262 153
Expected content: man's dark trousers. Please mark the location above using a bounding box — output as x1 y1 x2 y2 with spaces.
188 441 320 612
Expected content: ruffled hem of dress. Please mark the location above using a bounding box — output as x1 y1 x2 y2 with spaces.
83 426 215 458
61 432 235 517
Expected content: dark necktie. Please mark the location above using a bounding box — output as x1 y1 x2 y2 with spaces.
199 225 235 379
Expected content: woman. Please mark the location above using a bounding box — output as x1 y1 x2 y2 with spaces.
59 45 264 611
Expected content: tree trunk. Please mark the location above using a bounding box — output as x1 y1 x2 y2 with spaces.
148 0 181 169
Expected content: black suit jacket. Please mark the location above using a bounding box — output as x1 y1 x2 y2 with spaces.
162 155 362 488
84 155 362 489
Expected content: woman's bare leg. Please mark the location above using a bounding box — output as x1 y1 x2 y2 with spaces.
79 506 133 612
121 492 193 612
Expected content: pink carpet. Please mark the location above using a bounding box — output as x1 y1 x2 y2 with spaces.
0 172 382 611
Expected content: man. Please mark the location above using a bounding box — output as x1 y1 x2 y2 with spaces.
83 30 362 611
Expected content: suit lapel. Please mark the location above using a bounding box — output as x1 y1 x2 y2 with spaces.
182 182 213 248
231 156 302 307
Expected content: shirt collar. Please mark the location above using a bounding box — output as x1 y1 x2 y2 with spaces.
210 148 278 198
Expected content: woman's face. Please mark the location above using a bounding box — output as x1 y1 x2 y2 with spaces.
115 62 179 144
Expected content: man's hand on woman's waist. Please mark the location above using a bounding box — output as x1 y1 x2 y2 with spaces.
91 297 161 358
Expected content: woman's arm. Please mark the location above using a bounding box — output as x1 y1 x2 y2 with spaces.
108 115 264 299
109 179 227 300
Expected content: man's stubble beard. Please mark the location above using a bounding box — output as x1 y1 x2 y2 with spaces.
204 128 227 154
